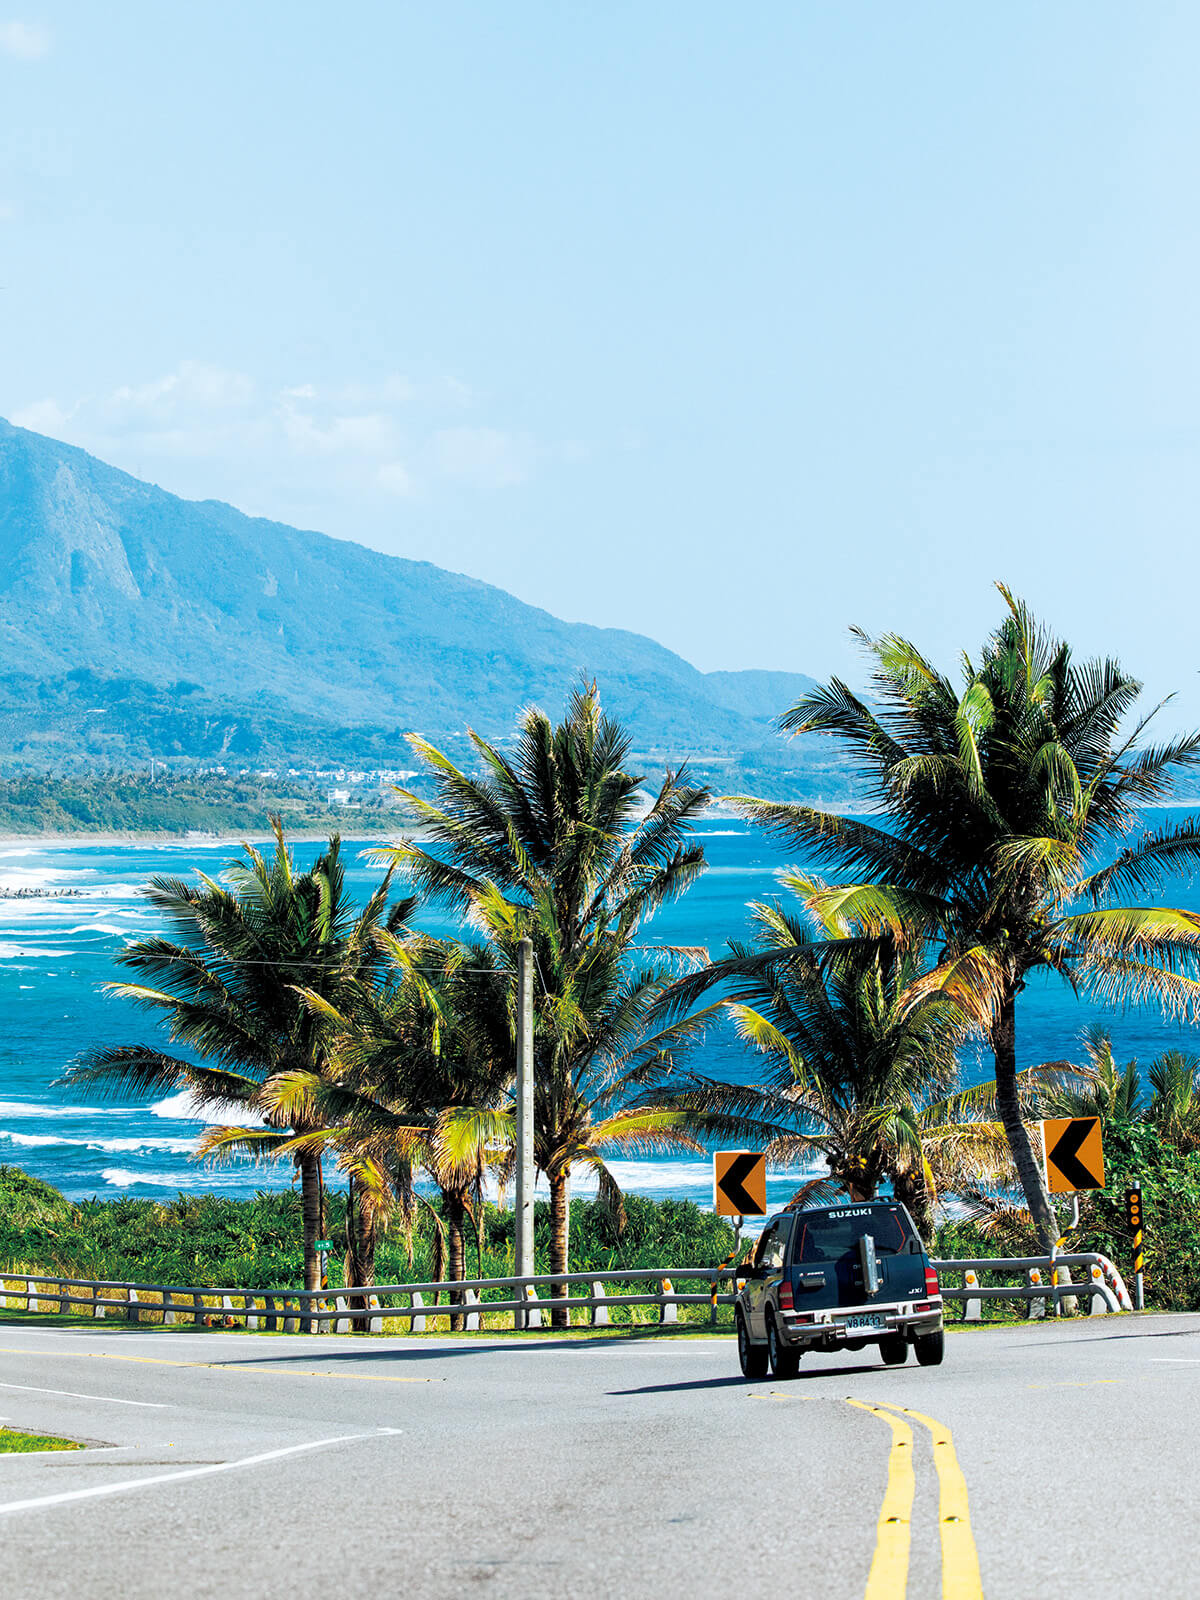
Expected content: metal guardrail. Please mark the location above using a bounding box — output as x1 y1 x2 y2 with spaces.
0 1266 743 1333
931 1252 1133 1319
0 1252 1134 1334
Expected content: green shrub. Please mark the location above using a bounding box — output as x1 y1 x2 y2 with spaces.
0 1167 737 1292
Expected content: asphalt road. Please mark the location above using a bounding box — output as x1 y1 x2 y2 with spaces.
0 1313 1194 1599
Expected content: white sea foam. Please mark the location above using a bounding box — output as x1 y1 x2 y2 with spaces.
0 1130 199 1155
64 923 136 936
150 1091 264 1127
0 1099 99 1118
0 944 75 958
100 1166 247 1191
0 868 73 889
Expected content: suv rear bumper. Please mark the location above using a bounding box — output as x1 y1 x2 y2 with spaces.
778 1298 943 1347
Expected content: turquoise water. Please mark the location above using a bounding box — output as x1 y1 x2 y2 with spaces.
1 815 1196 1209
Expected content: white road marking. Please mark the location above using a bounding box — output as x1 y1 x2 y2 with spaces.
0 1432 386 1517
0 1381 167 1408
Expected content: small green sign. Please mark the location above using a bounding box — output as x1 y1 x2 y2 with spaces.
315 1239 334 1251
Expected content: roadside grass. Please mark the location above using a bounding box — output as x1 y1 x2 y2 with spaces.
0 1427 83 1453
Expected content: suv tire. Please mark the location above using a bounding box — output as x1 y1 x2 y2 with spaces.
737 1309 769 1380
914 1328 945 1367
766 1312 801 1379
879 1332 907 1365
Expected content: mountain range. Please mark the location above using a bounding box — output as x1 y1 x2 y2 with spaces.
0 418 852 796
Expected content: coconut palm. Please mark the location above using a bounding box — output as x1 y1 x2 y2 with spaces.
62 821 414 1292
659 888 1053 1237
1042 1026 1200 1154
733 588 1200 1247
1146 1050 1200 1152
265 936 515 1326
1038 1026 1143 1125
377 682 719 1324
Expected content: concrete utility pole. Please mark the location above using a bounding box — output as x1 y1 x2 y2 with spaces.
514 938 535 1325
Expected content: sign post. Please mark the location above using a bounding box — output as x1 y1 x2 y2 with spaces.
711 1151 767 1325
514 937 535 1328
1039 1117 1105 1315
315 1238 333 1292
1126 1182 1144 1311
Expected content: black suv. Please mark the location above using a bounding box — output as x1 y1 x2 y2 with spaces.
734 1200 944 1379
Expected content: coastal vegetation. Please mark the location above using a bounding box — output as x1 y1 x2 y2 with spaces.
0 1165 734 1324
46 590 1200 1312
0 769 366 836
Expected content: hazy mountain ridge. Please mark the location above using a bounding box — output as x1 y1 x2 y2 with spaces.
0 418 850 791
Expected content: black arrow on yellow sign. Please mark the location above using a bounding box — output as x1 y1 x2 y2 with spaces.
713 1150 767 1216
1042 1116 1105 1193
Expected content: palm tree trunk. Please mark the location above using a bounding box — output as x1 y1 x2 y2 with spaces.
345 1176 377 1333
446 1196 465 1333
549 1169 570 1330
891 1168 933 1242
992 987 1058 1252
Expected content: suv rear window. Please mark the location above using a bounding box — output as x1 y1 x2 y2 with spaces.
792 1205 916 1263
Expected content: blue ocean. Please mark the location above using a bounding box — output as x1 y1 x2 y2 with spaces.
1 815 1197 1210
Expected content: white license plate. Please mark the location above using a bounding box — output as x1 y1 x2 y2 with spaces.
842 1313 886 1331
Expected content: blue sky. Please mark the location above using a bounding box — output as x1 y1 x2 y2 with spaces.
2 4 1199 722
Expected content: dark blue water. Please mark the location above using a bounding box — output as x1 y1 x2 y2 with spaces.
1 815 1196 1207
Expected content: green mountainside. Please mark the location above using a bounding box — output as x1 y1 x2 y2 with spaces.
0 418 857 800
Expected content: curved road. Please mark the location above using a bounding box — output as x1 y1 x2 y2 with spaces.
0 1314 1194 1598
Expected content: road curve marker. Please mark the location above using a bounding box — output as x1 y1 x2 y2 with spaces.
845 1399 914 1600
877 1403 983 1600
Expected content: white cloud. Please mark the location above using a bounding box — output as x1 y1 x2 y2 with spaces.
10 397 71 432
0 21 52 59
5 361 552 531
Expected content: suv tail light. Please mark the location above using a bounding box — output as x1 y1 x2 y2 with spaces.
925 1266 940 1296
778 1279 794 1311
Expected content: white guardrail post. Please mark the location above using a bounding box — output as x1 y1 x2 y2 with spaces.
591 1280 609 1327
1027 1267 1046 1320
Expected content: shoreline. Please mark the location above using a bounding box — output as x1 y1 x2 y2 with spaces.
0 829 415 849
0 798 1197 850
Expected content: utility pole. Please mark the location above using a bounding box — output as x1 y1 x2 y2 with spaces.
514 937 535 1327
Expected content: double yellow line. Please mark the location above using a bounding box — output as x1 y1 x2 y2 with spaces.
846 1399 983 1599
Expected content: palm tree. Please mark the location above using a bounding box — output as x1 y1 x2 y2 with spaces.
659 887 1049 1238
1039 1026 1142 1124
377 682 718 1324
733 588 1200 1249
1043 1025 1200 1154
266 935 515 1327
62 820 413 1293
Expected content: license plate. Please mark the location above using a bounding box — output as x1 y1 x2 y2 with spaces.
842 1313 885 1331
